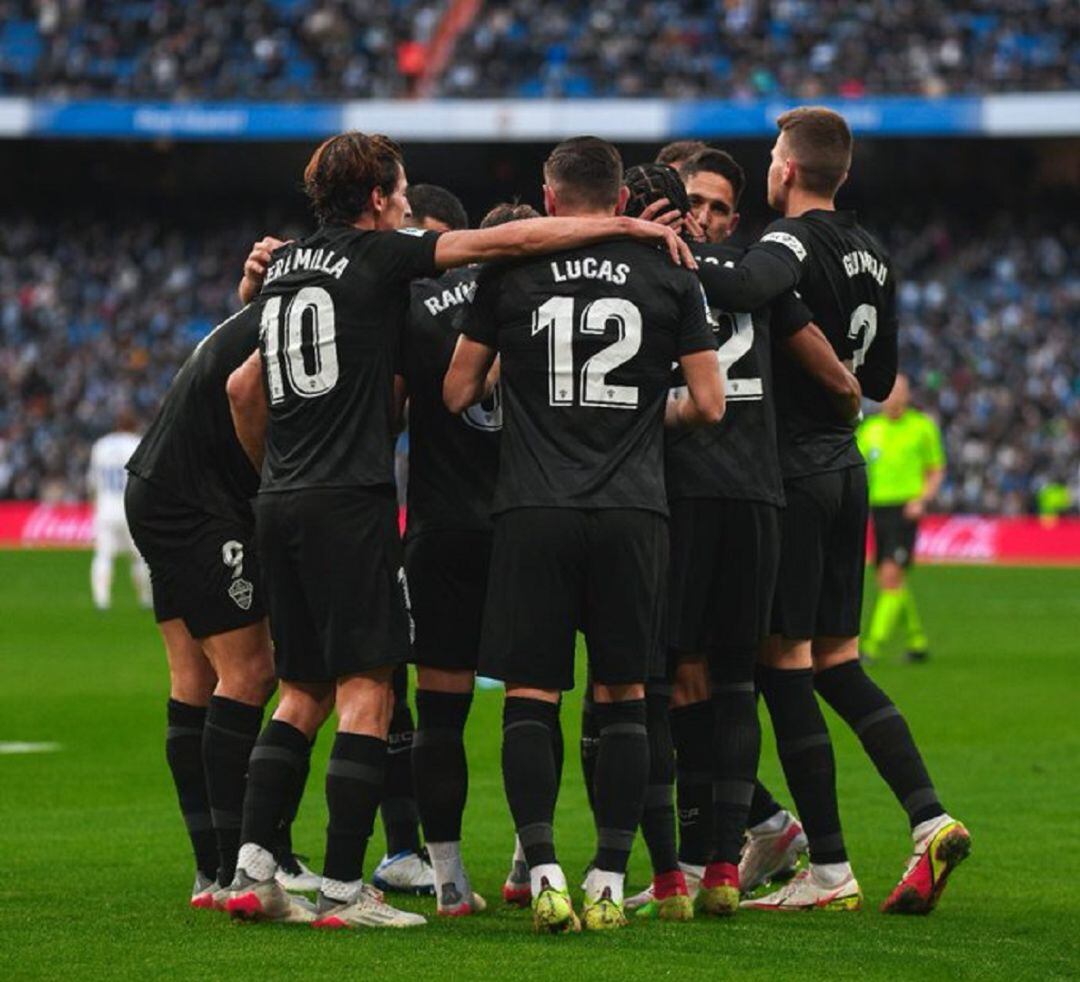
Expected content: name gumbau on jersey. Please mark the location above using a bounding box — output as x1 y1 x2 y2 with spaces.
551 257 630 285
264 247 351 285
423 278 477 317
842 249 889 286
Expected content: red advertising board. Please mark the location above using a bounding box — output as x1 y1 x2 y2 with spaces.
1 502 1078 565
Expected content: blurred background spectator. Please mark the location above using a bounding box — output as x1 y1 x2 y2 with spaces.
0 0 1075 100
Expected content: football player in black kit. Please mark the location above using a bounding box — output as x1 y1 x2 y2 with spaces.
701 107 970 914
613 160 860 920
221 131 697 929
395 190 542 916
445 137 724 934
124 299 321 910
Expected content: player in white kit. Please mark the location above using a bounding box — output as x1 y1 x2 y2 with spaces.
88 409 152 609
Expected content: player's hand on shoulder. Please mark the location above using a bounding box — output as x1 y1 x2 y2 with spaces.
621 217 697 270
238 235 290 304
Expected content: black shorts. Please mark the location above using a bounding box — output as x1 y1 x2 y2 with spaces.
255 487 411 684
405 529 492 671
479 508 668 692
772 466 868 640
872 506 918 568
124 475 265 640
668 498 781 668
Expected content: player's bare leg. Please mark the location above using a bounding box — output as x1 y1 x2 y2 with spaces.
160 618 221 908
198 621 275 892
812 636 969 913
745 636 861 911
411 666 485 915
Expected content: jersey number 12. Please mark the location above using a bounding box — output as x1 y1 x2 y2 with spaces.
532 296 642 409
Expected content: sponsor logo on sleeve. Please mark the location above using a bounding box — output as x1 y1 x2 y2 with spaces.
760 231 807 261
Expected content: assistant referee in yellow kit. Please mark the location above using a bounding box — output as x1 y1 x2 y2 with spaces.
857 374 945 662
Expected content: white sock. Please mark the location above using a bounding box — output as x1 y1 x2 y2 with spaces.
512 835 525 864
913 813 953 843
530 862 566 897
427 841 467 900
678 861 705 884
750 809 791 836
91 554 112 609
237 842 277 882
321 876 363 903
583 867 625 905
811 861 853 887
131 557 152 607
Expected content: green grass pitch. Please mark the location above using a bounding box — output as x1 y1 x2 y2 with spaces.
1 550 1079 980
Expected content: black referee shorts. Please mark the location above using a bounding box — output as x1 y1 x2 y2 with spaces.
668 498 781 671
479 507 668 692
872 505 918 568
771 465 868 640
405 529 492 671
255 487 411 684
125 475 266 640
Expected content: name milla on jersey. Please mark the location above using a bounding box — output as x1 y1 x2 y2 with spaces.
551 257 631 285
842 249 889 286
264 247 351 285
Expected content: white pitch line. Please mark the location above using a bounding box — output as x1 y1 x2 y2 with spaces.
0 742 62 755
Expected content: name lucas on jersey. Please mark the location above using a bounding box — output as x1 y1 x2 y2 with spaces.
264 247 350 285
842 250 889 286
551 257 630 285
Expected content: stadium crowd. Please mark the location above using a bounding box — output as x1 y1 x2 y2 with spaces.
0 0 1075 100
1 207 1075 514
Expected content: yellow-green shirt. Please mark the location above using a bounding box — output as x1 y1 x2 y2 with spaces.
857 409 945 506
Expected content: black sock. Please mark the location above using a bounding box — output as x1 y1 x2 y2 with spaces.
749 781 785 828
592 699 649 874
203 695 263 884
761 666 846 865
413 689 473 842
382 668 421 856
671 700 714 866
165 700 217 880
641 683 678 876
324 732 386 883
815 661 944 827
502 697 560 869
710 647 761 866
552 698 565 793
242 720 310 858
274 735 314 864
580 690 599 817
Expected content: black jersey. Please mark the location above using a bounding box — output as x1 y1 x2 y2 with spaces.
462 239 716 516
401 266 501 537
257 225 440 494
752 210 898 478
126 305 260 524
665 242 812 506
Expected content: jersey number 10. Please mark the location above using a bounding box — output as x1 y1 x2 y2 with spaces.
261 287 339 403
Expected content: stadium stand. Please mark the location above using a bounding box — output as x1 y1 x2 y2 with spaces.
1 0 1075 100
0 208 1075 514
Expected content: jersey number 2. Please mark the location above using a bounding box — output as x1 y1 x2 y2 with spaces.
261 287 339 403
532 296 642 409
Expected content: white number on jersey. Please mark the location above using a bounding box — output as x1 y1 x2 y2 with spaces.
261 287 340 404
532 296 642 409
847 303 878 371
714 310 763 402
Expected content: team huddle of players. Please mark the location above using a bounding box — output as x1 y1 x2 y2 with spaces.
123 106 969 934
